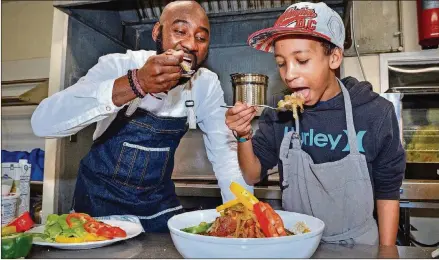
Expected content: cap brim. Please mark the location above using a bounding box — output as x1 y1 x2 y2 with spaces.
248 27 332 53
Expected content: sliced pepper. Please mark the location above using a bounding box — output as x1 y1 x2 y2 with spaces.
55 235 84 243
1 226 17 237
111 227 127 238
1 233 33 259
253 202 273 237
66 213 93 228
84 233 108 242
181 222 212 234
216 198 240 212
229 182 259 211
96 226 114 239
83 221 107 234
253 202 287 237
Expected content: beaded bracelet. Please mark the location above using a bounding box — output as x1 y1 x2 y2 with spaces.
127 70 144 98
131 69 146 97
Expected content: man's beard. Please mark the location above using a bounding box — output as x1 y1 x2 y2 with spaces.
156 26 209 86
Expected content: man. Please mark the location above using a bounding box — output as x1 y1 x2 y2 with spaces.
31 0 253 232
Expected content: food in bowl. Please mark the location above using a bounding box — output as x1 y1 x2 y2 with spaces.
181 182 310 239
181 203 310 238
169 182 323 258
277 93 305 120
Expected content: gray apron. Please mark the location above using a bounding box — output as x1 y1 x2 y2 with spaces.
279 81 379 245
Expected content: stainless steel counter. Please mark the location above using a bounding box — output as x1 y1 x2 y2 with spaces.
28 233 437 259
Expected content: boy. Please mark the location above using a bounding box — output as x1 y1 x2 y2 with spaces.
225 2 405 245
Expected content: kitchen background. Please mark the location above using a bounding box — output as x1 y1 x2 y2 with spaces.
1 0 438 247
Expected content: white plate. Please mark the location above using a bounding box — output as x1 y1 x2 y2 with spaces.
25 220 143 250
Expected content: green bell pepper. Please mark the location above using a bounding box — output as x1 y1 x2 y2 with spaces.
1 233 33 259
181 222 212 234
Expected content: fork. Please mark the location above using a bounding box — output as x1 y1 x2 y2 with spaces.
220 105 278 110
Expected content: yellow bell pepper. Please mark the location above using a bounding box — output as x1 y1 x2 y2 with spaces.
216 198 240 212
55 235 84 243
1 226 17 236
84 233 108 242
230 182 259 210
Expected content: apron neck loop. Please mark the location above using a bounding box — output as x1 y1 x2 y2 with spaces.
337 79 360 154
184 71 199 130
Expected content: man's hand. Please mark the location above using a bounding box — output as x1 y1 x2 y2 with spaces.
137 49 184 94
225 102 257 137
112 49 184 106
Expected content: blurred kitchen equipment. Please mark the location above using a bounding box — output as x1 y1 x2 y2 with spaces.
231 73 269 117
230 73 268 106
380 50 439 202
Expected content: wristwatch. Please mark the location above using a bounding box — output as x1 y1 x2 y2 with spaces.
233 129 253 143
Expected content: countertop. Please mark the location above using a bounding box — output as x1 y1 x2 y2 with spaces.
28 232 437 259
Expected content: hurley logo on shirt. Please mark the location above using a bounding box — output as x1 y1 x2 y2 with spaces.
284 127 366 152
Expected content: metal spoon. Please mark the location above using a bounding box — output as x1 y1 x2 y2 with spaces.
220 105 280 110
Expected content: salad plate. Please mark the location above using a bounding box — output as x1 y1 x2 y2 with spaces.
26 220 142 250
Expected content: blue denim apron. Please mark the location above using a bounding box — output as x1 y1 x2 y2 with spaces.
72 107 188 232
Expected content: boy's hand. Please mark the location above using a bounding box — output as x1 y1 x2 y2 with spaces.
225 102 257 137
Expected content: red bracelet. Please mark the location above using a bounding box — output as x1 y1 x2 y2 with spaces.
131 69 146 97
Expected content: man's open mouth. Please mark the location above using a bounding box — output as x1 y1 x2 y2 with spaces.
180 55 195 77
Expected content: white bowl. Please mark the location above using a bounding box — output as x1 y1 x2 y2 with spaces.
168 209 324 259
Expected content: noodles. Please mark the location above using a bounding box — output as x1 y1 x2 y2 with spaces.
181 203 311 238
206 204 265 238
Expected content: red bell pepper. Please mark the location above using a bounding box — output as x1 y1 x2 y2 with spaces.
253 202 287 237
253 203 272 237
83 221 127 239
83 221 106 234
96 226 115 239
6 211 34 232
111 227 127 238
66 213 94 228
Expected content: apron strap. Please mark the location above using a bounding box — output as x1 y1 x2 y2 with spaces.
279 131 294 161
338 79 360 155
184 69 203 130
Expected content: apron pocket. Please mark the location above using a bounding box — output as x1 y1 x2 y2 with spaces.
113 142 170 190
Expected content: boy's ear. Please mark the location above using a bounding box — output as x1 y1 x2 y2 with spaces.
152 22 161 42
329 48 343 70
